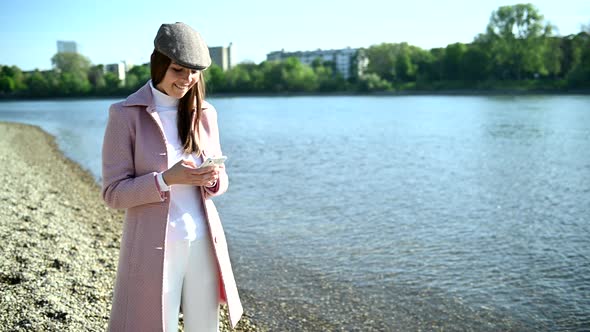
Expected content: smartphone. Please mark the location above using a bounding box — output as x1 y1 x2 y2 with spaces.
199 156 227 168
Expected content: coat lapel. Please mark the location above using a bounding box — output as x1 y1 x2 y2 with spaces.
148 109 166 140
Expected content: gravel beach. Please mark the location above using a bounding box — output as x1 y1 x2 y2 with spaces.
0 122 261 331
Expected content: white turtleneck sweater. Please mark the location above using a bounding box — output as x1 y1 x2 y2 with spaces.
149 80 207 242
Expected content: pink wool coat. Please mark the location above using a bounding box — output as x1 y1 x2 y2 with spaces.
101 82 243 331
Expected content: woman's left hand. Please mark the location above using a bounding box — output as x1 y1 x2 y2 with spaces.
162 159 219 187
189 165 220 187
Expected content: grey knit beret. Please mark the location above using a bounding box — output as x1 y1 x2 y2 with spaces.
154 22 211 70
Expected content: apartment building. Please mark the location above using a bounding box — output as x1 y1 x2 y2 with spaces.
57 41 78 54
105 61 133 85
266 47 368 79
209 43 233 71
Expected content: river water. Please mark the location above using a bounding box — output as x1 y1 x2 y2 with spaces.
1 95 589 331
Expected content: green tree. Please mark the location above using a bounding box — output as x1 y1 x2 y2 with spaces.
282 57 318 92
425 48 445 82
242 62 266 92
25 70 51 96
565 31 590 87
1 65 27 91
44 70 61 94
124 74 139 92
204 64 225 93
365 43 428 83
358 73 392 92
395 47 414 81
88 65 107 92
127 64 150 88
560 35 579 77
51 53 92 95
261 61 285 92
0 76 16 93
310 58 347 92
478 3 554 79
462 45 492 81
365 43 398 81
408 46 434 84
543 37 563 78
58 72 91 95
260 58 318 92
442 43 467 80
103 72 121 93
51 53 91 73
224 64 253 92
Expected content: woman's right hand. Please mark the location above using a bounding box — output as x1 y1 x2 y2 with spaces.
162 159 219 187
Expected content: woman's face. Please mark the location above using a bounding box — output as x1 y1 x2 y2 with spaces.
155 62 200 99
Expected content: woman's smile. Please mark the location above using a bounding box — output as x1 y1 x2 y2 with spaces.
174 83 189 90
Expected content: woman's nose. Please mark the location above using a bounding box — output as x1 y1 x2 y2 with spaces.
182 70 191 80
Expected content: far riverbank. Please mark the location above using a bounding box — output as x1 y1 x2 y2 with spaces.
1 88 589 102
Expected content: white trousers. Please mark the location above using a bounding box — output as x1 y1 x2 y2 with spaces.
163 236 220 332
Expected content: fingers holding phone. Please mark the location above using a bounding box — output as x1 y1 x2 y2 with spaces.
163 157 225 187
162 159 213 186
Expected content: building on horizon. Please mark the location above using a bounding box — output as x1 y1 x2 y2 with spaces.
57 41 78 54
266 47 368 80
105 61 133 86
209 43 233 71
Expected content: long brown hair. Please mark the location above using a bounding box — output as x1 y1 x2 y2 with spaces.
150 49 207 156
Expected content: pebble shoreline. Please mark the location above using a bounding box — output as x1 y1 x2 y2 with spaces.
0 122 261 331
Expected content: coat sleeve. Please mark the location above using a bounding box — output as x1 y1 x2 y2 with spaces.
203 105 229 199
101 104 165 209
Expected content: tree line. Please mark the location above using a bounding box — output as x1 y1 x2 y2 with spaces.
0 3 588 98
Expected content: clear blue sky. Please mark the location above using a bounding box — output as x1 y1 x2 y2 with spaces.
1 0 588 71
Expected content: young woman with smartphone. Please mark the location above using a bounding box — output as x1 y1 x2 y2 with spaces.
101 22 242 331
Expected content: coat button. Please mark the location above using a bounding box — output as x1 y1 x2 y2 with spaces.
214 237 218 244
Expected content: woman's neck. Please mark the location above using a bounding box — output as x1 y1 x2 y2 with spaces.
149 80 179 108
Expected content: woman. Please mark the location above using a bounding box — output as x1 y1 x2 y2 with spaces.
101 22 242 331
